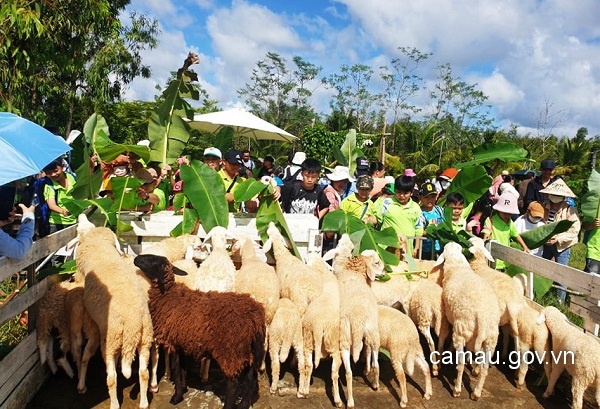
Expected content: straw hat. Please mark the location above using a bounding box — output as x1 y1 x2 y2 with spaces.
493 191 520 214
539 178 576 198
327 166 354 182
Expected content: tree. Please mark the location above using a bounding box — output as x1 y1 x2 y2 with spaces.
0 0 159 134
536 96 567 154
237 52 321 136
323 64 383 133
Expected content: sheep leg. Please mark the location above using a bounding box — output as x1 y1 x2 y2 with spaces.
471 340 496 401
370 345 380 391
149 342 159 393
543 363 565 398
416 354 432 400
500 325 510 360
341 349 354 408
330 351 343 408
200 357 211 383
106 353 120 409
169 349 186 405
298 350 313 398
515 354 528 389
294 342 306 398
436 317 449 376
422 326 437 376
390 353 408 407
452 341 465 398
269 346 280 394
46 336 58 374
224 375 240 409
77 333 99 394
571 377 586 409
70 329 83 375
137 344 150 409
363 345 372 375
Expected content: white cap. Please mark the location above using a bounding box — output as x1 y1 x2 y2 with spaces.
203 147 222 159
292 152 306 165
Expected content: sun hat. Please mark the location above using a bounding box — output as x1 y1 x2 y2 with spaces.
203 147 222 159
540 159 556 170
539 178 576 197
327 166 355 182
404 168 417 177
527 202 544 218
439 167 458 181
356 175 374 190
501 170 509 176
493 191 520 214
256 157 264 163
291 152 306 166
419 182 437 197
384 175 395 184
224 149 242 165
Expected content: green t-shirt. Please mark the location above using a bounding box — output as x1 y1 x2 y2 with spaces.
585 222 600 262
340 193 375 221
374 196 423 237
488 213 519 269
44 173 77 226
133 188 166 212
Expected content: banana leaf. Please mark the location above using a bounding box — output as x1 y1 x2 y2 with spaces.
83 113 110 152
213 127 234 155
233 179 269 203
179 160 229 232
255 194 301 259
322 210 399 266
520 220 574 249
506 264 554 298
172 193 187 213
148 78 196 165
94 129 150 163
109 176 143 212
438 165 491 206
81 197 116 227
69 160 103 200
581 169 600 221
170 208 200 237
425 207 472 249
38 260 78 280
455 142 529 169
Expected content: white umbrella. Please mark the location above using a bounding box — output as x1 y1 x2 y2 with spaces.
188 108 296 142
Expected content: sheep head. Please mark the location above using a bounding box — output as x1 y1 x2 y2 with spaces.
360 249 385 282
263 222 287 253
134 254 187 294
203 226 234 249
468 238 494 263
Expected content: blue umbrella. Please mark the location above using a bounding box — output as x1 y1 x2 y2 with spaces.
0 112 72 186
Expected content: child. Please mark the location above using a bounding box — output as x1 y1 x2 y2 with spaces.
418 182 443 259
280 158 330 220
445 192 467 232
340 175 377 225
482 191 530 271
375 175 423 258
514 201 545 256
466 195 493 237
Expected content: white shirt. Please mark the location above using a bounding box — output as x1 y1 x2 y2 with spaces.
515 215 545 256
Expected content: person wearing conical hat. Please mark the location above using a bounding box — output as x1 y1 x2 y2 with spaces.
539 178 581 302
481 191 530 271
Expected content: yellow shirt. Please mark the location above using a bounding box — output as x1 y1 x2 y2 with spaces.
218 169 246 212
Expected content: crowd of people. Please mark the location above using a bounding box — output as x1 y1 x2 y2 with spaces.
1 148 598 301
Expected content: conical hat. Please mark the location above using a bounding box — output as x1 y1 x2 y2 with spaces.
539 178 576 198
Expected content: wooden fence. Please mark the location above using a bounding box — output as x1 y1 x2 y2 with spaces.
0 226 77 409
0 223 599 408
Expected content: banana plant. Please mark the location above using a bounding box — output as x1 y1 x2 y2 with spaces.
332 129 364 175
454 142 531 172
581 169 600 221
437 164 492 206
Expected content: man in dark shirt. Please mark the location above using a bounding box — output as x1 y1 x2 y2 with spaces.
280 158 330 219
523 159 559 209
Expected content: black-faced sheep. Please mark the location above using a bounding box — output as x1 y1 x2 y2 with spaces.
133 254 266 409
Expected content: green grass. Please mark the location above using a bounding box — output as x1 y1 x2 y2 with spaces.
569 242 586 271
0 276 28 361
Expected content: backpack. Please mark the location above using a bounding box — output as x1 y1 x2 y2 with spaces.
283 167 301 183
33 177 57 238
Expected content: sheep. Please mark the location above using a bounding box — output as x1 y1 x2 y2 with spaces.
537 306 600 409
263 222 323 316
267 298 304 395
325 234 384 408
301 252 344 407
133 254 266 409
468 237 525 357
76 216 154 409
232 234 280 325
435 241 500 401
140 234 198 262
377 305 433 407
193 226 237 293
513 304 551 389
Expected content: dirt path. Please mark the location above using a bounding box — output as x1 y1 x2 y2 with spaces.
28 352 569 409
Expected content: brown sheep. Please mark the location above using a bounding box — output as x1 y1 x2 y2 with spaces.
133 254 266 409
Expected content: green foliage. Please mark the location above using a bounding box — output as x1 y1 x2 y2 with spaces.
425 207 473 248
581 169 600 220
438 165 492 206
455 142 530 171
255 194 301 259
519 220 575 250
300 125 344 164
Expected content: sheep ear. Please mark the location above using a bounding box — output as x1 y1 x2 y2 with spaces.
433 253 445 267
231 240 241 253
536 311 546 325
482 247 494 262
262 238 272 253
322 248 338 262
184 246 194 260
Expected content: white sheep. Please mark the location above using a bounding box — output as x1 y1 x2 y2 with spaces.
263 222 323 316
193 226 237 293
76 215 154 409
435 241 500 401
326 234 384 408
537 306 600 409
377 305 433 407
301 252 344 407
267 298 304 396
514 304 551 389
468 237 525 357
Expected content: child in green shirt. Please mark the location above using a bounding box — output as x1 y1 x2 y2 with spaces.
445 192 467 233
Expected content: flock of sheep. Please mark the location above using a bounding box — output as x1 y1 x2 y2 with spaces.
34 214 600 409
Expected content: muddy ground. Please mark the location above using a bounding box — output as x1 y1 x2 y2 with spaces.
27 349 573 409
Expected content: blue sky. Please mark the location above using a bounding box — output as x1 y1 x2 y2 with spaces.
123 0 600 137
